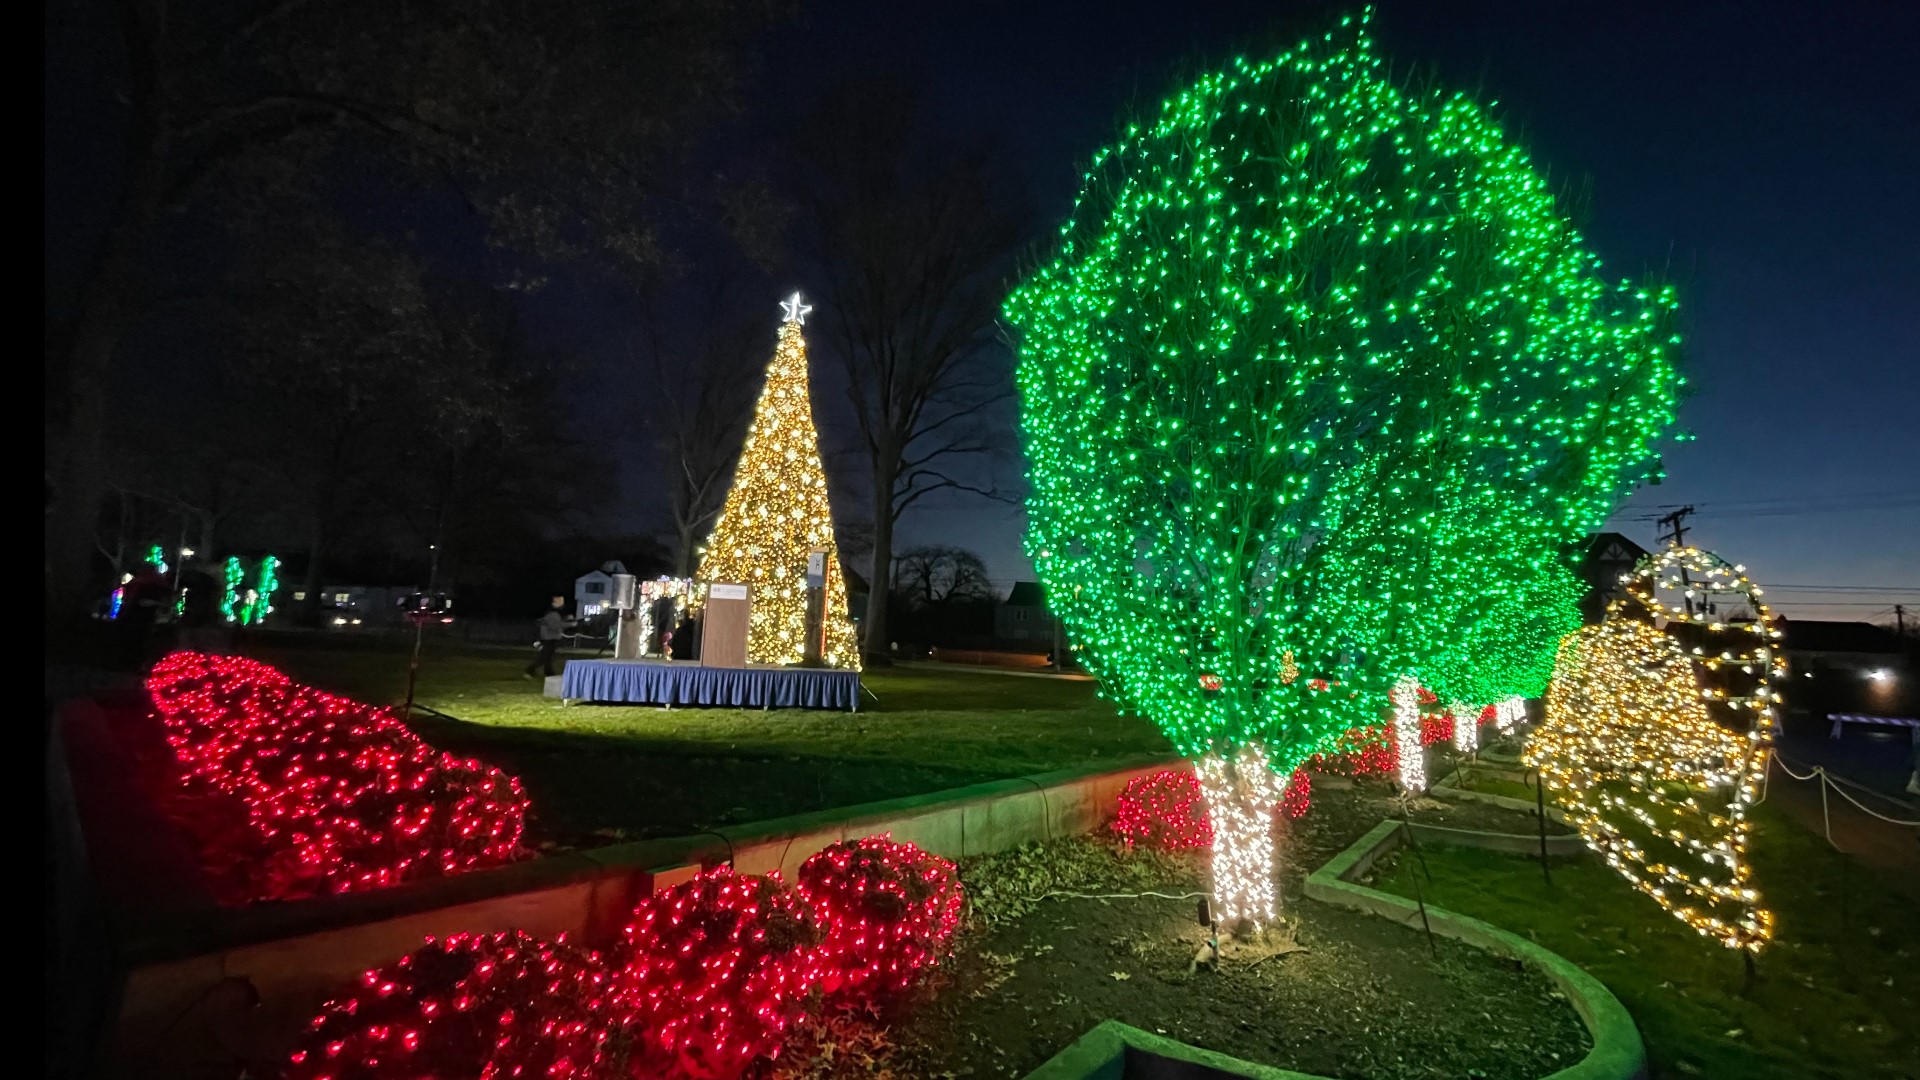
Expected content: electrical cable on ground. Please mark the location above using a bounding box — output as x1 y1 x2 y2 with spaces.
1028 889 1208 903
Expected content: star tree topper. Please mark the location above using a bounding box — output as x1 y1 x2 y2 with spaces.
780 291 813 325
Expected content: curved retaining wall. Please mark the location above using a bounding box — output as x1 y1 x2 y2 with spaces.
1025 818 1641 1080
1301 821 1646 1080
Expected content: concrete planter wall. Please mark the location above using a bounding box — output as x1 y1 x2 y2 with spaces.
1431 761 1576 828
1023 819 1641 1080
1301 822 1646 1080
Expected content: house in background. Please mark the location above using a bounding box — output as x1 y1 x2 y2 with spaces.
1576 532 1651 623
1778 618 1917 722
995 582 1059 644
574 561 627 618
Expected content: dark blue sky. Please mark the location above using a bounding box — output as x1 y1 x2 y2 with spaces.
738 0 1917 619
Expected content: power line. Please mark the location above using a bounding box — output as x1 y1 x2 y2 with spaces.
1609 494 1920 521
1762 583 1920 592
1645 490 1919 509
1768 601 1917 608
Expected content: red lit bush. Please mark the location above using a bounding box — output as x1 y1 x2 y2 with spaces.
1111 769 1213 850
283 840 970 1078
283 931 619 1080
1280 768 1312 819
145 651 527 904
794 835 963 1006
1303 725 1395 778
614 868 821 1079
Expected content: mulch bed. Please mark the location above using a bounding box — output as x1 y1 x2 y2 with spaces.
779 783 1592 1080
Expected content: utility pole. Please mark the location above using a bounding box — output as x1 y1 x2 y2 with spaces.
1655 505 1697 617
1897 604 1907 637
1655 505 1695 549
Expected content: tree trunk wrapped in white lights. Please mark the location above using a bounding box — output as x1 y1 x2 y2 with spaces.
1494 697 1526 735
1450 701 1479 753
1391 677 1428 794
1194 746 1291 929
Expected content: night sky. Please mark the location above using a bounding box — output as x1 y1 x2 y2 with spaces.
754 0 1919 619
47 1 1920 619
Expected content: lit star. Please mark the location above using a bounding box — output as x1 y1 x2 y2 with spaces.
780 292 813 325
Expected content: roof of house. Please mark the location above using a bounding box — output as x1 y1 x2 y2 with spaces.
1005 581 1047 607
1779 619 1909 655
1581 532 1651 567
574 560 626 583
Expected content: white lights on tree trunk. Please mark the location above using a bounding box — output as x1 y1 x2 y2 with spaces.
1392 677 1426 794
1451 701 1479 752
1495 696 1525 734
1194 746 1290 931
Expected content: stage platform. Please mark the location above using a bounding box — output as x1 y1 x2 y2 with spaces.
558 658 861 711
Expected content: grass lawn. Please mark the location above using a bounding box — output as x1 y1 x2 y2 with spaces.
1448 771 1541 803
1370 802 1920 1080
244 633 1172 846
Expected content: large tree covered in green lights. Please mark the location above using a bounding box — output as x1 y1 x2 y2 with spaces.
1006 11 1681 929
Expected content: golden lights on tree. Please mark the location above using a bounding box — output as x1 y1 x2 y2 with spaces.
698 295 859 669
1529 545 1783 952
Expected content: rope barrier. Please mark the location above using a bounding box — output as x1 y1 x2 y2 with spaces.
1759 754 1920 841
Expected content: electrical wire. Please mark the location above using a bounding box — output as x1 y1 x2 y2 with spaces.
1029 889 1208 903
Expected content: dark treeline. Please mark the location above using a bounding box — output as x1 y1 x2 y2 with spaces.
46 0 1030 638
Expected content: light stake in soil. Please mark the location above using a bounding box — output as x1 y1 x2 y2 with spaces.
1395 819 1439 959
1534 768 1552 887
1194 897 1220 972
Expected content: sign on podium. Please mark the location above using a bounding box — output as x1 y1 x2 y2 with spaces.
701 582 751 668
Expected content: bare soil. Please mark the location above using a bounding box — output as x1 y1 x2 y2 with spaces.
778 782 1592 1080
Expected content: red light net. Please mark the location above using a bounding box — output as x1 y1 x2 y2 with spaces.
1112 766 1315 851
1302 695 1471 779
794 835 963 1005
615 868 821 1079
1111 769 1214 850
286 837 965 1079
284 931 619 1080
145 651 528 904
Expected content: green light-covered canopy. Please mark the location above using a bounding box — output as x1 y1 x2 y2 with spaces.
1006 9 1681 771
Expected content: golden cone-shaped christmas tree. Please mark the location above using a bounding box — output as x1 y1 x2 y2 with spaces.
698 294 860 668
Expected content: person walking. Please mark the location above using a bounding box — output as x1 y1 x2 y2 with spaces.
524 595 573 681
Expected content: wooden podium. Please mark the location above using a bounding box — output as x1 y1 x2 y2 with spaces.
700 582 751 668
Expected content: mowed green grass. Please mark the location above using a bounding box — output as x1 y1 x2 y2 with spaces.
245 633 1172 844
1372 802 1920 1080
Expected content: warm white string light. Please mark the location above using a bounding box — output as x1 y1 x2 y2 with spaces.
1392 676 1426 793
1194 745 1290 929
1527 544 1781 952
1495 696 1525 734
1451 701 1479 752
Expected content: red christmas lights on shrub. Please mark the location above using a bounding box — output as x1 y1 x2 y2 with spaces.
614 867 822 1078
145 651 527 903
794 835 963 1006
284 838 967 1079
1112 769 1214 850
1279 768 1312 819
284 931 619 1080
1115 767 1315 850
